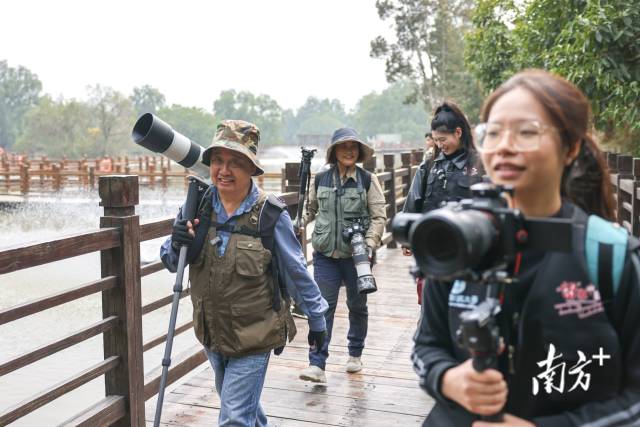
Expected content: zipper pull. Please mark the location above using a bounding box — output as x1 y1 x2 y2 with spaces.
443 178 447 189
508 345 516 374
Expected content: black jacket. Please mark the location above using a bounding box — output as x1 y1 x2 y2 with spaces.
412 203 640 426
403 149 481 214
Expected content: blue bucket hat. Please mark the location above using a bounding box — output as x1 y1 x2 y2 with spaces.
326 127 375 163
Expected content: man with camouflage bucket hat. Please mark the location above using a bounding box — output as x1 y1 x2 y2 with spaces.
298 127 386 384
160 119 328 426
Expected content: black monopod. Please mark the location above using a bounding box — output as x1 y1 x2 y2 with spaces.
294 147 317 232
153 176 206 426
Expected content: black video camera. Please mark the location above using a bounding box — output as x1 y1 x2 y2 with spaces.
343 218 377 294
391 183 574 281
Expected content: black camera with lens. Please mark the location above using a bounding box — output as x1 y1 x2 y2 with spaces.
392 183 574 281
342 218 377 294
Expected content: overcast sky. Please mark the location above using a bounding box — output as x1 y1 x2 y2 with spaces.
2 0 394 112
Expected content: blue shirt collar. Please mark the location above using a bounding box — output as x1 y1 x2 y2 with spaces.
210 180 258 221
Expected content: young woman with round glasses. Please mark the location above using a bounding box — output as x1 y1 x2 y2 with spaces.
412 69 640 426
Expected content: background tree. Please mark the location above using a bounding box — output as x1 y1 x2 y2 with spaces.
155 104 217 149
14 96 97 157
465 0 640 148
288 97 348 142
370 0 483 120
86 84 135 156
352 81 429 142
0 60 42 149
213 90 284 146
130 84 166 117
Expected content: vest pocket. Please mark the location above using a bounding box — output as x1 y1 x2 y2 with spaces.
231 300 282 352
235 240 266 277
342 194 363 213
317 191 331 212
311 217 333 254
192 297 210 348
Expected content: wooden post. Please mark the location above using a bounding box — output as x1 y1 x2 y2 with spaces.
20 163 30 195
53 164 62 192
632 158 640 237
400 152 412 199
363 155 376 173
161 167 168 191
89 166 96 190
39 162 45 189
384 154 397 249
148 163 155 190
617 155 634 226
99 175 144 426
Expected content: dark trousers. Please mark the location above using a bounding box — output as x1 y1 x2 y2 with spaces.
309 252 368 370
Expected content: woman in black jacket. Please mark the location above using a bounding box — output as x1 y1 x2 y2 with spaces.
412 70 640 426
403 102 483 302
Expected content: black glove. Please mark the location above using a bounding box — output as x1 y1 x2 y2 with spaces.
308 330 327 349
171 218 195 249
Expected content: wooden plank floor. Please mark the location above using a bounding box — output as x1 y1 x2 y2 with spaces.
146 247 434 426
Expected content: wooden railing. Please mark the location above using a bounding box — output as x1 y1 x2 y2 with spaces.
0 154 282 194
0 151 424 426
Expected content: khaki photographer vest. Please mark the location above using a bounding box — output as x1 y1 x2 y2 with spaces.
312 167 370 258
188 191 296 356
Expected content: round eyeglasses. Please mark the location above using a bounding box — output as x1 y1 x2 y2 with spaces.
474 121 556 153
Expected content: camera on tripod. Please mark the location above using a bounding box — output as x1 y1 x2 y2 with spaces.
342 218 377 294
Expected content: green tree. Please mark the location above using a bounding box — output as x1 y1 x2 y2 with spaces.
465 0 640 145
87 85 135 156
290 97 348 141
0 60 42 149
352 81 429 142
14 96 97 157
370 0 483 119
213 90 284 146
130 84 166 117
155 104 217 148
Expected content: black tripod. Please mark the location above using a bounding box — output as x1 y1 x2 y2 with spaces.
154 176 207 427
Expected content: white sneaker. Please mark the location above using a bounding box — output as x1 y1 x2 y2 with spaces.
346 356 363 373
299 365 327 383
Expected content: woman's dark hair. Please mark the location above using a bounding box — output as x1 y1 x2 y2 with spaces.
480 69 615 220
429 101 480 173
431 101 474 153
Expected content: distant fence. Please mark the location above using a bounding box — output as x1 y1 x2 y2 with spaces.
0 154 283 194
0 150 423 426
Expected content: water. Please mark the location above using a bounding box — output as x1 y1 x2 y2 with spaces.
0 184 215 425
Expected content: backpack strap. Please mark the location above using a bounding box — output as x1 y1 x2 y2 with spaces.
314 166 334 193
259 193 287 312
356 167 372 192
585 215 628 304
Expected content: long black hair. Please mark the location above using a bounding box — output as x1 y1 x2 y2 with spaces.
429 101 479 173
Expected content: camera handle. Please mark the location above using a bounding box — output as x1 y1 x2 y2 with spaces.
457 269 510 422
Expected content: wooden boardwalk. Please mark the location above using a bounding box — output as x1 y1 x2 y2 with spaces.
145 247 434 426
